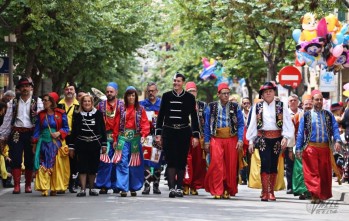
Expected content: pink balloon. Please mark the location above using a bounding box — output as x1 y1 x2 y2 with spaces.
317 18 328 38
202 57 210 68
343 82 349 90
332 45 344 57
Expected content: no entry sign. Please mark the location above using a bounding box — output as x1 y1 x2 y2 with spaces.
278 66 302 88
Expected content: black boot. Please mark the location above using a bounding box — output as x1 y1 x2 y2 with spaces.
142 169 151 195
3 177 14 188
153 169 161 194
69 175 77 193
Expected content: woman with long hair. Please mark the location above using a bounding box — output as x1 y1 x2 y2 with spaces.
32 92 70 196
112 86 150 197
69 94 107 197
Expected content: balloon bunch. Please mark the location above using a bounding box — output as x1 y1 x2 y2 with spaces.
293 13 349 71
199 57 219 80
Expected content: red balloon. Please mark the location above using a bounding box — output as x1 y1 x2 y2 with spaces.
327 55 337 67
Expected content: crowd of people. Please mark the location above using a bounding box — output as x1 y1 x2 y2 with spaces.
0 74 345 205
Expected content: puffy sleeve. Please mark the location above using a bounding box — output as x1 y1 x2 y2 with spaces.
32 115 41 144
140 108 150 138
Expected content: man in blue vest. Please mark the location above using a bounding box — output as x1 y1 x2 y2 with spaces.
0 77 44 194
246 81 294 201
296 90 342 204
204 82 244 199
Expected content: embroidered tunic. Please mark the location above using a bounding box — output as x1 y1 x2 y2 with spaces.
204 101 244 143
296 109 341 151
246 99 294 144
113 105 149 139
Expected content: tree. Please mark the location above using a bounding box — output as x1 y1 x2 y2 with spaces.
152 0 341 102
0 0 156 94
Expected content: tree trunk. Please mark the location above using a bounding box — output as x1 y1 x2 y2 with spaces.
24 49 37 77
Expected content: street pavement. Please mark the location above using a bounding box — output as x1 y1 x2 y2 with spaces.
0 178 348 221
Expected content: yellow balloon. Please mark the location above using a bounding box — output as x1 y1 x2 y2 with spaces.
210 58 215 65
343 90 349 97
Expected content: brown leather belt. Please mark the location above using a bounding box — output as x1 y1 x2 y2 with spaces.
257 130 282 139
308 142 329 148
12 127 34 133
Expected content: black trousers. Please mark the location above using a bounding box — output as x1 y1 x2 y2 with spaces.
162 126 191 170
8 130 33 170
258 136 282 174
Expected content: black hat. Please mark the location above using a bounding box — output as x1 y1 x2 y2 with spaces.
16 77 34 89
259 81 277 99
64 81 76 89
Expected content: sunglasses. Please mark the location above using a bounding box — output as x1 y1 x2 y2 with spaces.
42 99 51 102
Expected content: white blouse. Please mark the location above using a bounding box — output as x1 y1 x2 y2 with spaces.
246 99 294 144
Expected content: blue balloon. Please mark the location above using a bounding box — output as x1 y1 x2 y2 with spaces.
341 24 349 35
336 33 344 45
343 35 349 45
292 29 302 43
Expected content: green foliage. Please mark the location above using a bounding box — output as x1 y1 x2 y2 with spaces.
151 0 338 102
0 0 156 95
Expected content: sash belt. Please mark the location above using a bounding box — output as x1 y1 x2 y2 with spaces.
308 142 329 148
257 130 282 139
13 127 34 133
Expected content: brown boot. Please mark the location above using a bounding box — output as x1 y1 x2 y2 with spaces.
268 173 277 201
24 170 33 193
12 169 21 194
261 173 269 201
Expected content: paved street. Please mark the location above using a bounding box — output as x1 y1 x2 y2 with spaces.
1 178 348 221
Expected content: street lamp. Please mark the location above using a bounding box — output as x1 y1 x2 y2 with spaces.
4 33 16 90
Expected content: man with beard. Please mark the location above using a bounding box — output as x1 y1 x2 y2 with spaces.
0 77 44 194
155 73 200 198
95 82 123 194
58 82 80 193
140 82 162 195
296 90 342 204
